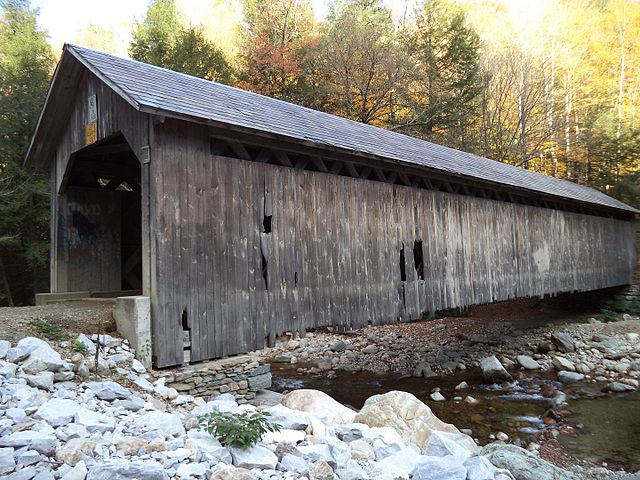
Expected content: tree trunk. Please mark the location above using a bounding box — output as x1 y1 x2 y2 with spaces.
0 255 14 307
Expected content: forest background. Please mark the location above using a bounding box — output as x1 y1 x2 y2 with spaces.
1 0 639 304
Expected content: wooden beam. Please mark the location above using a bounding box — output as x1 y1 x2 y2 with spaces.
210 139 227 156
345 163 360 178
227 140 252 161
310 157 328 173
330 161 343 175
255 148 271 163
294 157 309 170
273 150 293 167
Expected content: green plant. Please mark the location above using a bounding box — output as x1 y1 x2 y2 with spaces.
32 319 65 340
198 411 281 448
599 309 619 323
72 340 89 354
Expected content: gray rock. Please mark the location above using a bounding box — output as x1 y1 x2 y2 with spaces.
113 396 145 412
131 359 146 374
377 445 422 477
0 360 18 377
331 340 348 352
86 460 168 480
296 444 334 467
482 443 579 480
280 453 309 473
551 333 575 353
336 460 369 480
75 408 116 433
424 431 479 459
35 398 81 427
0 340 10 359
480 356 513 383
248 373 272 391
85 381 132 401
184 431 232 464
135 411 185 437
412 455 467 480
17 450 42 466
0 431 57 456
604 382 636 392
230 445 278 469
249 389 284 407
16 337 51 356
21 345 69 374
552 357 575 372
23 372 54 391
75 334 96 355
0 447 16 475
362 345 379 355
430 391 445 402
61 460 88 480
334 424 369 442
6 467 38 480
33 470 55 480
132 376 154 392
557 371 584 384
6 408 28 423
268 404 309 430
91 334 121 348
516 355 540 370
464 456 497 480
175 463 207 478
414 362 437 378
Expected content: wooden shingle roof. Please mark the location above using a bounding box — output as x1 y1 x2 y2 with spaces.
26 44 638 214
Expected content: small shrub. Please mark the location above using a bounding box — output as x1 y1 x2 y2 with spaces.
198 411 281 449
72 340 88 354
32 319 65 340
599 309 619 323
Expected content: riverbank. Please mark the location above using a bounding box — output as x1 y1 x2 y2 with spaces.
1 331 637 480
259 296 640 473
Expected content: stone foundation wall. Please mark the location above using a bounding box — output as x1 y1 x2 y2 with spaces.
150 355 272 403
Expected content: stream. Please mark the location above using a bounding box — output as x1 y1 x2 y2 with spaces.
269 362 640 470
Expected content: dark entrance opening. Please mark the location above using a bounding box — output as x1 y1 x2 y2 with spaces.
61 133 142 291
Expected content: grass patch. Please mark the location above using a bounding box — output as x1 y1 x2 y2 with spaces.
72 340 88 354
424 307 471 320
31 319 65 340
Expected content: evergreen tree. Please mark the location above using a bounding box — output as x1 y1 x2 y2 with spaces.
129 0 181 66
129 0 232 83
0 0 54 304
403 0 481 148
165 27 232 83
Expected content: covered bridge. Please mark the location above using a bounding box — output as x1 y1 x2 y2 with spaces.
26 45 637 368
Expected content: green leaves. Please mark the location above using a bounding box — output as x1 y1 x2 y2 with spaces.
0 0 54 303
198 411 281 449
129 1 232 83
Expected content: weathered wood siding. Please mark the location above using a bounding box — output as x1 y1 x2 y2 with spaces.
54 190 121 292
151 122 637 367
49 66 150 293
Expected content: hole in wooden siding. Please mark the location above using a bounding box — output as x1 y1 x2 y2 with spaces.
261 251 268 290
413 240 424 280
181 308 191 353
399 244 406 282
263 214 272 234
294 271 299 286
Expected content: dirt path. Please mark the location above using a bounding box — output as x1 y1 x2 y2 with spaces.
0 299 116 343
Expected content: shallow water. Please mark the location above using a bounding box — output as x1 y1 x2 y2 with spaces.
270 362 640 470
559 390 640 468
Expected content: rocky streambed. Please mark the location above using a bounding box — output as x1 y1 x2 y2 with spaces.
1 331 636 480
262 310 640 475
